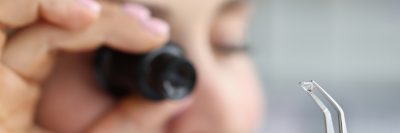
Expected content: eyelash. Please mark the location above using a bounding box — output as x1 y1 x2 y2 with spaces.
213 43 249 55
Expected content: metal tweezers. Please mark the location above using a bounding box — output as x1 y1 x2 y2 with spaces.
299 80 348 133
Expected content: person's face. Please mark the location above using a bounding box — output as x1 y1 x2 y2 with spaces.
138 0 264 132
38 0 264 132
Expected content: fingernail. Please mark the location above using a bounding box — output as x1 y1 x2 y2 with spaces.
123 4 151 23
124 4 169 36
78 0 102 13
144 18 170 36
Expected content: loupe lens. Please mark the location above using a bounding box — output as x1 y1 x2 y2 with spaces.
95 42 196 101
146 54 196 99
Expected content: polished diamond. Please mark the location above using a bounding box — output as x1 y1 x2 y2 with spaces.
299 81 315 93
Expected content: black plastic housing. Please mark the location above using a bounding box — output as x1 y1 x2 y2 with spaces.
94 42 196 101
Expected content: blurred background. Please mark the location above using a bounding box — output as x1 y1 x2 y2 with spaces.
248 0 400 133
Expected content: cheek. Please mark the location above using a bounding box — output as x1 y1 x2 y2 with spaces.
168 55 264 132
218 54 264 127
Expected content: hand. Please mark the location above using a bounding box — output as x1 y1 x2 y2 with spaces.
0 0 101 30
1 0 101 132
0 1 169 132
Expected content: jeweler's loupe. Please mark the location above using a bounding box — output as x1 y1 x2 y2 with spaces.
95 41 196 101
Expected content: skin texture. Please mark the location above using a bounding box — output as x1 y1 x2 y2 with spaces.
0 0 263 132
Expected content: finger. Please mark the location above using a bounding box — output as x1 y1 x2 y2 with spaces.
39 0 102 30
0 0 38 27
0 65 40 132
36 53 114 132
0 31 4 57
2 2 169 82
31 126 51 133
0 0 101 30
88 97 193 133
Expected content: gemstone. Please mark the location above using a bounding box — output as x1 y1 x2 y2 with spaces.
299 81 315 93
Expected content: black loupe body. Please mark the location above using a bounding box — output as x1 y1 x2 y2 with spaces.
94 42 196 101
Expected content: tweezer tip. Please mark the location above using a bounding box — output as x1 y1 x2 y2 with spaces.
299 80 314 93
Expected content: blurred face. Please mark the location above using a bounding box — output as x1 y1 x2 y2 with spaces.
143 0 264 132
37 0 264 132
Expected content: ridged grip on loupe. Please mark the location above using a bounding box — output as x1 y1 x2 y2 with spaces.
94 42 196 100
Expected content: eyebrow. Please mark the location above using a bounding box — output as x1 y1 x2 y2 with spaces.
231 0 249 3
220 0 250 12
227 0 250 5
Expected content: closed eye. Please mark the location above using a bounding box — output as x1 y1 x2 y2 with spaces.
210 0 251 56
214 43 249 55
